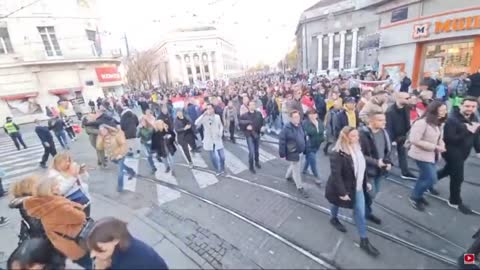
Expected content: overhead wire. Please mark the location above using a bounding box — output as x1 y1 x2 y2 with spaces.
0 0 44 19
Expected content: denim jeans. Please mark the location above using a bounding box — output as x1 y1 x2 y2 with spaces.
55 130 69 149
412 160 438 200
303 151 319 177
10 132 27 150
365 175 383 217
208 145 225 173
143 143 156 171
113 157 135 192
330 190 367 238
163 153 174 169
246 136 260 167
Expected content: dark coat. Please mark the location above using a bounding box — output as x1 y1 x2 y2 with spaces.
386 103 411 143
302 118 324 153
48 118 65 134
151 129 176 158
325 150 368 209
468 72 480 97
400 76 412 92
120 109 139 139
313 94 327 121
83 113 118 129
35 126 54 144
266 97 279 120
359 126 392 177
334 109 360 138
157 112 174 132
9 197 46 240
109 236 168 270
443 110 480 161
174 117 196 145
239 111 264 138
279 122 306 162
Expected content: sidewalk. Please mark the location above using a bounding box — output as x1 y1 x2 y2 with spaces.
0 192 202 269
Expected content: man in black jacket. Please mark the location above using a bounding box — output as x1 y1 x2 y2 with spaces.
386 92 416 180
120 105 140 156
437 97 480 215
359 111 392 225
399 72 412 93
468 68 480 98
240 101 264 174
34 119 57 169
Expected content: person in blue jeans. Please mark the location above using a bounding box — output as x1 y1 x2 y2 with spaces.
195 104 225 176
302 108 325 185
97 124 135 192
48 116 70 150
407 101 447 211
239 101 264 174
325 126 379 257
138 116 157 174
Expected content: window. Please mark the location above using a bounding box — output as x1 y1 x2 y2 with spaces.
391 7 408 23
195 66 200 74
38 26 62 56
204 65 209 73
86 29 98 56
344 31 353 69
322 36 328 69
187 67 192 75
0 28 14 54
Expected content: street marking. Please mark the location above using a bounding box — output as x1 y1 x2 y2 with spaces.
191 152 208 168
262 134 278 143
154 160 178 185
223 148 248 174
6 165 40 177
123 157 138 192
0 148 44 161
192 169 218 188
0 152 43 166
4 160 40 170
236 140 277 162
156 184 181 205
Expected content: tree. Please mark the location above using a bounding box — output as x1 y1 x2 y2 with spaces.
125 48 159 90
285 46 297 70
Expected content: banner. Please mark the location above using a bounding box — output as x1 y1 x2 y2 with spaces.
6 97 42 117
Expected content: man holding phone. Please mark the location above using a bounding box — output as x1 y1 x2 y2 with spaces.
437 97 480 215
359 111 392 225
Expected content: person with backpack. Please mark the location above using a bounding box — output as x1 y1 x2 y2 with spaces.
448 72 471 112
302 108 325 185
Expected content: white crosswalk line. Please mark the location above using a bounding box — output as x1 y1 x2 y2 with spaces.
262 134 278 143
6 166 40 177
192 169 218 188
191 152 208 168
0 135 38 146
0 154 42 167
0 144 43 157
154 160 177 185
236 140 277 162
156 184 181 205
223 148 248 174
4 160 40 170
0 148 44 162
123 157 139 192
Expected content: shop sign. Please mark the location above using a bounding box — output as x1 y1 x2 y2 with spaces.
95 66 122 82
413 15 480 39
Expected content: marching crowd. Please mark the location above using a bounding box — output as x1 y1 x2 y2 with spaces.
1 68 480 268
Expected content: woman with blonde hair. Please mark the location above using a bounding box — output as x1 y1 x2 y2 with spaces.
9 175 45 242
48 152 91 217
151 120 177 174
23 176 92 269
325 126 379 257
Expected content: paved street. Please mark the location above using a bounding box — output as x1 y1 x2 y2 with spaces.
1 120 479 269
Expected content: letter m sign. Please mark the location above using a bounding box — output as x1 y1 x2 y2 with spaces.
413 23 430 39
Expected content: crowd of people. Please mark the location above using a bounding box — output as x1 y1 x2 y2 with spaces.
2 67 480 268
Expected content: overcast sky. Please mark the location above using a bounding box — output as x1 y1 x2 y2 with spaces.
97 0 318 66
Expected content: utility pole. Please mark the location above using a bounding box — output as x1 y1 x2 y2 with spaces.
123 32 130 57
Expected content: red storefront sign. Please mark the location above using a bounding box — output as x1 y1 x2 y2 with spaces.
95 66 122 82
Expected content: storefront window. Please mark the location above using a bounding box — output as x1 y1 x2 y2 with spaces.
422 40 474 80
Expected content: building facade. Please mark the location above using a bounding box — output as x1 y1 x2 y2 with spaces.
0 0 123 125
153 27 243 86
296 0 387 74
377 0 480 86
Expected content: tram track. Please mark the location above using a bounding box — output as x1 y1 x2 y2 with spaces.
135 173 339 270
168 163 458 267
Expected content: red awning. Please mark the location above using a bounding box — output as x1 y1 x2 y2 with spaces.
48 87 82 95
0 92 38 101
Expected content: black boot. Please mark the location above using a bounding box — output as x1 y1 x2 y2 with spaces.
249 164 256 174
255 162 261 169
360 238 380 257
330 218 347 233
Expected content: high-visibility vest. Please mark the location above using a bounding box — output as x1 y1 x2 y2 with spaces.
4 122 18 134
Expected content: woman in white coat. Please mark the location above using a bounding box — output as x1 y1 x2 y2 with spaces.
195 103 225 176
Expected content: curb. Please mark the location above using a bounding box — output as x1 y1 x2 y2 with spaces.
91 193 209 269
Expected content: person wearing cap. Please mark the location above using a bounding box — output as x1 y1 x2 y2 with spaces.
359 89 389 123
3 116 27 151
333 97 360 139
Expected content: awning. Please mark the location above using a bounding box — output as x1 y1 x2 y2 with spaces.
48 87 82 95
0 92 38 101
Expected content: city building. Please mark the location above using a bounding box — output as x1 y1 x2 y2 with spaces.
0 0 123 125
295 0 387 74
377 0 480 87
152 26 243 86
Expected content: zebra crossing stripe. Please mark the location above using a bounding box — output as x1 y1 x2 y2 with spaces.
0 148 44 162
0 152 43 167
0 144 43 157
235 140 277 162
156 184 181 205
223 148 248 174
192 169 218 188
6 165 40 177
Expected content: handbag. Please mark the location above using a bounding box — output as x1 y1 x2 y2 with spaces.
55 218 95 244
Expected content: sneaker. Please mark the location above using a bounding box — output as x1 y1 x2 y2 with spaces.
428 187 440 196
418 197 430 207
298 188 309 198
366 214 382 225
128 172 136 180
409 197 425 211
330 218 347 233
255 163 261 169
215 172 221 176
151 168 157 174
314 178 323 186
39 163 48 169
360 238 380 257
286 177 294 182
401 172 417 180
458 204 474 215
189 162 194 169
0 216 10 227
165 166 171 173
